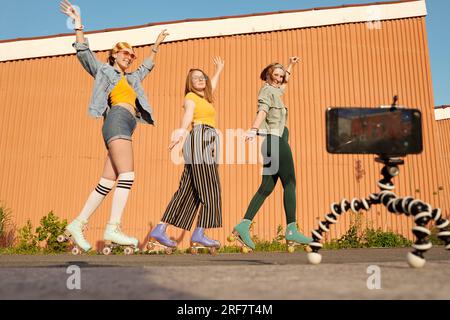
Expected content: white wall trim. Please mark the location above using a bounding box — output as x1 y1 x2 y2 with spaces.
0 0 427 62
435 108 450 121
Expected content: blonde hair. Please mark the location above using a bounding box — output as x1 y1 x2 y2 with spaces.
108 42 134 66
185 69 213 103
260 63 287 84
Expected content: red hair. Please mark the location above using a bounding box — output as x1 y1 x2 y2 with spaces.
185 69 214 103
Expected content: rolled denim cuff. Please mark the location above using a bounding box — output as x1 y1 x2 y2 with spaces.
72 38 90 51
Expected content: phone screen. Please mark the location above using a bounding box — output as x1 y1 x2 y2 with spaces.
326 108 423 156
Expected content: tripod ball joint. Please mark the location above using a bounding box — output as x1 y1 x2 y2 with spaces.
431 208 450 249
368 193 381 205
387 166 399 177
351 198 370 213
307 252 322 265
407 252 426 268
378 166 397 190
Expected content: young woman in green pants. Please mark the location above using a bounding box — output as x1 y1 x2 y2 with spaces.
230 57 313 253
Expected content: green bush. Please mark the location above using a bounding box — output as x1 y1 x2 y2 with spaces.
3 211 68 254
36 211 68 253
364 228 411 248
0 205 11 238
16 220 40 254
0 204 14 247
323 215 412 250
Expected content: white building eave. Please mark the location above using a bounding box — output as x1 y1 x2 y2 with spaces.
0 0 427 62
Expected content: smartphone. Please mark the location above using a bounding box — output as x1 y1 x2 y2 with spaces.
326 107 423 156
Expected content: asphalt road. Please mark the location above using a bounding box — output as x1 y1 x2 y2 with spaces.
1 247 449 300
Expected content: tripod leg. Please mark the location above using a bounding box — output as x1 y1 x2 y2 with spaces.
431 208 450 250
406 200 433 268
307 197 371 265
378 190 433 268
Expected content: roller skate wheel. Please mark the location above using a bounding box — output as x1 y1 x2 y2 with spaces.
287 246 295 253
227 235 235 242
71 247 80 255
407 252 426 268
242 247 250 254
124 247 134 255
190 247 198 255
57 235 66 243
209 247 216 255
102 246 112 255
165 248 174 255
307 252 322 265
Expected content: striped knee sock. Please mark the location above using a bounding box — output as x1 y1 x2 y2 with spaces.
77 177 115 221
109 172 135 225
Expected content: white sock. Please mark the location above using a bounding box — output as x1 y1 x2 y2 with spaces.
77 177 116 221
108 172 135 225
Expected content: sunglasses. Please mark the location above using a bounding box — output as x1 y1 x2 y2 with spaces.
118 50 137 60
192 76 208 82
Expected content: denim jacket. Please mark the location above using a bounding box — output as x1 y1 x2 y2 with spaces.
72 39 155 125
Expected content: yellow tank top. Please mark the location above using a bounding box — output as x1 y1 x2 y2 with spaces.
109 75 137 108
186 92 216 128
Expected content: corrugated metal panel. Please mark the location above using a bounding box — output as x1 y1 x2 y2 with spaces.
435 118 450 218
0 16 445 250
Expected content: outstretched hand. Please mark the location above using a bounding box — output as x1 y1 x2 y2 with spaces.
289 56 300 64
155 29 169 45
244 129 257 142
213 56 225 71
59 0 80 21
168 129 187 151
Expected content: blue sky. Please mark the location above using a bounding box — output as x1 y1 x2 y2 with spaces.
1 0 448 105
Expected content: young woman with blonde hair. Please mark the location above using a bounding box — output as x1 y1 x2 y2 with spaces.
59 0 168 254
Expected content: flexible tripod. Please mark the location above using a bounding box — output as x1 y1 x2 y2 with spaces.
307 156 450 268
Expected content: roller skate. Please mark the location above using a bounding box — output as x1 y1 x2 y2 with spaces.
285 222 313 253
102 223 139 255
227 219 255 253
145 223 177 255
57 219 91 255
189 227 221 255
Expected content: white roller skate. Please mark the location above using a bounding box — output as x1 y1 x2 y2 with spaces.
57 219 91 255
102 223 139 255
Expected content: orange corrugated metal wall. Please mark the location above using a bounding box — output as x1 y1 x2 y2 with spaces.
435 118 450 211
0 17 447 250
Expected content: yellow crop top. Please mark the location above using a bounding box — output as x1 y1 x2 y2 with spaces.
186 92 216 128
109 75 137 108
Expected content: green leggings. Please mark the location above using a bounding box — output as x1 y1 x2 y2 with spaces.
244 127 297 224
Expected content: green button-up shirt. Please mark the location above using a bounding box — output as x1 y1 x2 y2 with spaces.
257 83 287 137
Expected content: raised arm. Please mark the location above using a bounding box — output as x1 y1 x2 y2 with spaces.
60 0 101 77
134 29 169 81
60 0 84 43
148 29 169 61
210 57 225 93
168 99 195 150
280 56 300 90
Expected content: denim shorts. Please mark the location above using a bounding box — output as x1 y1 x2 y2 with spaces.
102 106 137 147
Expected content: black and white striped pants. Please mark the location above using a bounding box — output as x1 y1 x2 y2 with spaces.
162 124 222 230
